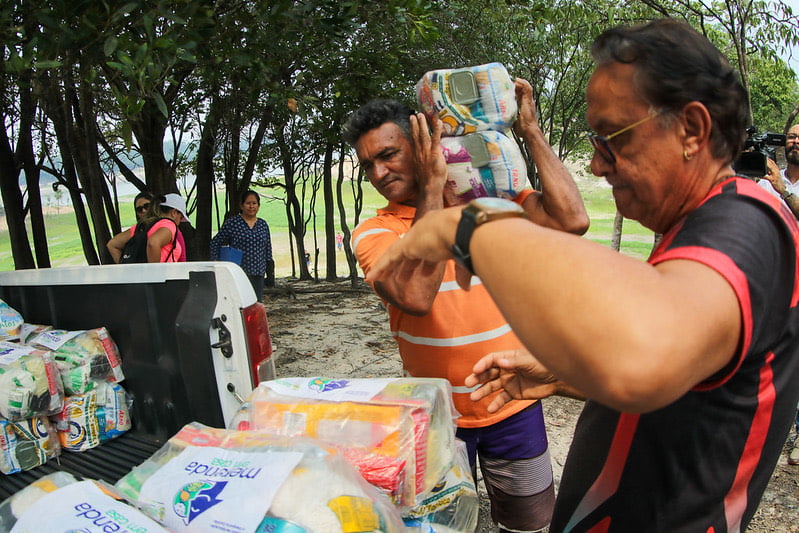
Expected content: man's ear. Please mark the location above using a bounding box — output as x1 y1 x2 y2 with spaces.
680 101 712 160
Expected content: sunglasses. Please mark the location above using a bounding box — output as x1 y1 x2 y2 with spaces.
135 203 151 213
588 110 662 165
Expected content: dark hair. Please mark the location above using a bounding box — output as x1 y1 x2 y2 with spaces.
241 189 260 205
342 99 414 146
591 18 748 163
134 191 155 205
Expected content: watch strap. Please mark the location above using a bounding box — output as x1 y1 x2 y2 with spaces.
452 208 478 274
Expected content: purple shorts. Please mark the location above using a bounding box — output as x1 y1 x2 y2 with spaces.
457 402 555 533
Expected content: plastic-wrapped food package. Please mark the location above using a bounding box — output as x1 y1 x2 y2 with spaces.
416 62 517 136
0 342 63 420
0 301 23 342
28 327 124 395
115 422 405 533
53 381 132 452
403 439 479 533
440 130 528 204
16 325 50 346
0 471 169 533
0 416 60 475
231 377 459 509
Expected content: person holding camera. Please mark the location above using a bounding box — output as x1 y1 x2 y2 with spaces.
344 89 588 533
759 124 799 218
366 19 799 531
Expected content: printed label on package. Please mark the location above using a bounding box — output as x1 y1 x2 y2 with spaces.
264 377 397 402
11 480 168 533
139 447 302 532
0 342 39 364
29 329 85 351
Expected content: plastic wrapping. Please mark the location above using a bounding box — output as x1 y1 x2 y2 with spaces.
403 439 479 533
0 301 23 342
0 472 168 532
0 415 60 475
0 342 63 420
114 422 405 533
416 62 517 136
440 130 528 204
28 327 125 395
231 377 459 509
53 381 132 452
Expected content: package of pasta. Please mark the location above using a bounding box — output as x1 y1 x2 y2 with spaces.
230 377 459 509
416 62 517 136
28 327 124 395
0 415 60 475
440 130 528 204
0 342 63 420
0 471 169 533
114 422 405 533
0 300 23 342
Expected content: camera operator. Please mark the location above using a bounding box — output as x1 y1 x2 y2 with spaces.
759 124 799 218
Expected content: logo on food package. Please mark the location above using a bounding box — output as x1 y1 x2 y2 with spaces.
173 480 227 525
308 378 349 393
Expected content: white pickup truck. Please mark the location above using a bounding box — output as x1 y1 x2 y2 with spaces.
0 262 275 498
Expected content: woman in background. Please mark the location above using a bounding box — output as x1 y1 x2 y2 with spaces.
210 190 273 302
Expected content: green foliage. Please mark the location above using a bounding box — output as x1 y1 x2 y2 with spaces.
748 53 799 132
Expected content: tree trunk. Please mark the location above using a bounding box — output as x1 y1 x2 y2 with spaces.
611 210 624 251
323 142 337 281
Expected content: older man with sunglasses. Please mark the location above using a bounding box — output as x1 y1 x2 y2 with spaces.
367 19 799 532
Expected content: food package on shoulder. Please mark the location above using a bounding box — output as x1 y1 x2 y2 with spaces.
0 471 169 533
231 377 459 509
416 62 517 136
441 130 528 205
28 327 124 394
0 300 23 342
0 415 60 475
53 381 132 452
0 342 63 420
402 438 479 533
114 422 405 533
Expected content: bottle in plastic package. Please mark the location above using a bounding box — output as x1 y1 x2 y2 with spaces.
440 130 528 204
416 62 517 136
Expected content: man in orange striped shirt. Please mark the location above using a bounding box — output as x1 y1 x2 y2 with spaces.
344 82 588 533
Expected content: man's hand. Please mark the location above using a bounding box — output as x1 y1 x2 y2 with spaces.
465 349 584 412
764 157 787 197
513 78 540 139
410 112 447 207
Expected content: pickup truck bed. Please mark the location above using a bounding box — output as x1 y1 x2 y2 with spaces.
0 263 273 499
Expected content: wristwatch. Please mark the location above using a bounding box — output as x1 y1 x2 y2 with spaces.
452 197 527 274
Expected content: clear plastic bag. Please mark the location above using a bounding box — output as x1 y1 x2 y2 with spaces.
115 422 406 532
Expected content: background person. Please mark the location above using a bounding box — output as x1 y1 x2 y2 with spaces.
106 191 155 263
210 190 273 302
146 193 187 263
759 124 799 218
344 90 588 533
366 19 799 532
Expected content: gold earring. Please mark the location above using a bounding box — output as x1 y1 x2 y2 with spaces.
683 149 692 161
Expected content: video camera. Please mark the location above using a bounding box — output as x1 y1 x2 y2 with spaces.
732 126 787 178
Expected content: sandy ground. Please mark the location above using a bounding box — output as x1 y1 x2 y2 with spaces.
264 279 799 532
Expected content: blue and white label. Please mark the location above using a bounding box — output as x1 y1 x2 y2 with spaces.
263 377 397 402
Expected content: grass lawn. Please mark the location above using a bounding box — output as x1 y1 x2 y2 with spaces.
0 173 656 273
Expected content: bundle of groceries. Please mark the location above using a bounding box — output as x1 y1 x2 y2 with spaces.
0 472 168 533
231 377 479 532
416 62 529 205
0 299 131 475
114 422 406 533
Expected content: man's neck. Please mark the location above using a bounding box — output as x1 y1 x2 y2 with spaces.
787 163 799 185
